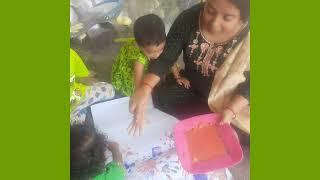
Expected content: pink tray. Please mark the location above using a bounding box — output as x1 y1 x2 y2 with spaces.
174 113 243 174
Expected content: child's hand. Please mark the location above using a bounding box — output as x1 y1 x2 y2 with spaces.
107 141 120 152
107 141 123 165
176 77 191 89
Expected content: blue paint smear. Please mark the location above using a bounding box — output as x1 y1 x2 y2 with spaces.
152 146 162 158
124 162 135 169
193 174 208 180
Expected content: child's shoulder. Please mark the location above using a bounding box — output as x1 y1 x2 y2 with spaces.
116 38 147 63
116 38 138 51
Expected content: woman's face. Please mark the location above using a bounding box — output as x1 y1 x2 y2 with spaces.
202 0 243 39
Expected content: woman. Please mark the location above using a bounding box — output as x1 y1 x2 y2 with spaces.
128 0 250 136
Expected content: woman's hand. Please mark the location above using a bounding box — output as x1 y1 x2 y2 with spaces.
176 77 191 89
220 108 235 125
219 95 249 125
127 84 152 136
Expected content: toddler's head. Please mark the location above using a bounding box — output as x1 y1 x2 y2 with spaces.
70 124 107 180
134 14 166 60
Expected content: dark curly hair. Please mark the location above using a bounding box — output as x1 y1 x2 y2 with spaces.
70 124 107 180
133 14 166 47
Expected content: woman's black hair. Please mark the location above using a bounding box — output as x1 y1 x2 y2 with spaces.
133 14 166 47
230 0 250 21
70 124 107 180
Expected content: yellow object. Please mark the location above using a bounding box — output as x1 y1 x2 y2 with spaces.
70 49 89 111
116 16 132 26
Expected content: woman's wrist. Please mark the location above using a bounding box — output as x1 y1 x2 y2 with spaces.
225 107 237 120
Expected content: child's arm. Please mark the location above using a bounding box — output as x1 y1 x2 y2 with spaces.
107 141 123 165
172 64 191 89
134 61 145 89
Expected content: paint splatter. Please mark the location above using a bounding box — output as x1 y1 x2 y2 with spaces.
193 174 208 180
124 162 135 169
137 159 158 173
125 151 134 157
162 164 170 173
152 146 162 158
166 174 173 180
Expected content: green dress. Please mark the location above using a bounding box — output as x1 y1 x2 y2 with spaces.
111 38 148 96
93 162 125 180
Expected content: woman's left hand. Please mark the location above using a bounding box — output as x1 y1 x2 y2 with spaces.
220 108 235 125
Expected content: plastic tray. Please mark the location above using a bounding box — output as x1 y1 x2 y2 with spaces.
174 113 243 173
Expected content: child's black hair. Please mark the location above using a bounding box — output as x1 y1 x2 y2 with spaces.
133 14 166 47
230 0 250 21
70 124 107 180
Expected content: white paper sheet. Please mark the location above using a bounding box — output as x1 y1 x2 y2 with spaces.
91 97 178 162
91 97 233 180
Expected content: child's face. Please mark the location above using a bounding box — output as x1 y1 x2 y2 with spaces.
202 0 244 39
140 41 165 60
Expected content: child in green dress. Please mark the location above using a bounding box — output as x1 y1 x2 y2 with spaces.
71 123 125 180
111 14 166 96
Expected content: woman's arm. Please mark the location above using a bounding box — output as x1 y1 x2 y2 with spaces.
128 9 196 136
220 95 249 125
220 71 250 124
127 74 160 136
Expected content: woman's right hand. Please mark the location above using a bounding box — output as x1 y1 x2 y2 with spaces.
127 84 152 136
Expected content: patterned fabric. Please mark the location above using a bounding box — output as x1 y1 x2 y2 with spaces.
111 38 149 96
71 82 115 124
126 148 233 180
184 26 248 98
